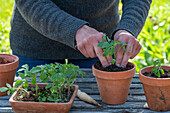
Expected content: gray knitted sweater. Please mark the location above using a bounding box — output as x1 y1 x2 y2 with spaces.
10 0 151 60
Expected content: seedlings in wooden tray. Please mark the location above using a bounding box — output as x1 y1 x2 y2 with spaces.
0 62 85 103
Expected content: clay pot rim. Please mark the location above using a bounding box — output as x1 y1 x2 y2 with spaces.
139 65 170 80
9 83 79 105
0 54 19 66
92 62 136 80
139 65 170 86
92 62 136 74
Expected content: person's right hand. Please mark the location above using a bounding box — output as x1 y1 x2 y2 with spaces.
75 25 112 67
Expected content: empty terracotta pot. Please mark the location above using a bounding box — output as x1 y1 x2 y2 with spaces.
9 83 78 113
0 54 19 96
92 62 136 105
139 66 170 111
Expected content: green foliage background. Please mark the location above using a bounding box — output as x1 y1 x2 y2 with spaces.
0 0 14 54
129 0 170 72
0 0 170 72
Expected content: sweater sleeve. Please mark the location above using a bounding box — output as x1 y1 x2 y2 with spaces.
113 0 152 38
15 0 88 48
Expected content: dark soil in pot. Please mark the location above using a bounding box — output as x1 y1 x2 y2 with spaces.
0 57 14 64
94 61 134 72
143 69 170 78
14 85 75 103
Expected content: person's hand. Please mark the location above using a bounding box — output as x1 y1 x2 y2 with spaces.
114 30 141 67
75 25 112 67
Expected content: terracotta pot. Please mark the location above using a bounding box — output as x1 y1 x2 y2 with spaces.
139 66 170 112
0 54 19 96
92 62 136 105
9 83 78 113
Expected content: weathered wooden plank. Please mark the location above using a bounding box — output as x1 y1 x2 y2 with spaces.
0 100 11 107
75 95 146 102
78 88 144 95
72 101 148 109
0 107 14 113
0 96 10 100
70 109 169 113
0 107 168 113
76 83 143 89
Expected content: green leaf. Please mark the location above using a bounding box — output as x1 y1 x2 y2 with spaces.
0 87 8 92
123 46 127 53
103 34 107 41
18 73 26 79
109 46 115 56
157 71 161 78
31 76 36 85
42 97 47 101
15 80 24 87
111 59 116 65
101 43 110 48
160 69 165 74
41 78 50 83
152 68 156 72
22 64 29 69
30 67 41 73
51 73 58 81
45 83 53 89
106 36 111 42
103 48 110 56
23 81 28 89
97 41 105 47
47 96 55 102
65 69 74 76
7 90 10 95
70 71 77 80
6 83 12 89
17 68 25 72
40 72 47 80
50 86 57 93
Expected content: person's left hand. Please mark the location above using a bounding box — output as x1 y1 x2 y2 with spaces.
114 30 141 67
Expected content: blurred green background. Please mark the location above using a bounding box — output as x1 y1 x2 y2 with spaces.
0 0 170 72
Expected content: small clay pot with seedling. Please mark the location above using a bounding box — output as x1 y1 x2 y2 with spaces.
0 54 19 96
139 59 170 111
0 61 85 113
92 34 136 105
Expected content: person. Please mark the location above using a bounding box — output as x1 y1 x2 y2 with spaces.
10 0 152 71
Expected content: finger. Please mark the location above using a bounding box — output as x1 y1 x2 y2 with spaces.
95 47 109 66
130 44 141 59
130 40 139 58
93 33 109 66
120 38 135 67
85 38 97 58
115 37 126 67
115 46 125 67
77 42 90 58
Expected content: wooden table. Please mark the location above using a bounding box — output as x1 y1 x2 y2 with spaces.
0 69 169 113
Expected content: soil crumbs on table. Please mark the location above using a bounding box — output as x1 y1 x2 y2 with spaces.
143 69 170 78
0 57 14 64
94 61 134 72
14 86 75 103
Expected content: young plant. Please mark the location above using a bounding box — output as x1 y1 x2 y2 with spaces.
0 61 85 103
97 34 130 65
152 59 165 77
